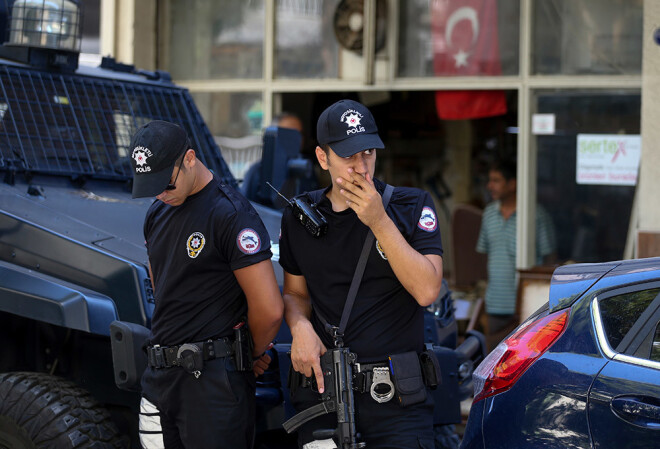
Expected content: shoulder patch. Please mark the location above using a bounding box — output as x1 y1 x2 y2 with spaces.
237 228 262 255
187 232 206 258
417 206 437 232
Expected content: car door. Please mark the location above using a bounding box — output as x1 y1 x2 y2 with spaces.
588 284 660 449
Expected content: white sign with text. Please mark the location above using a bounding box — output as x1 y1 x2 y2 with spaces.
576 134 641 186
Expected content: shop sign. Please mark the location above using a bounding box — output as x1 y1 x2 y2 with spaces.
576 134 641 186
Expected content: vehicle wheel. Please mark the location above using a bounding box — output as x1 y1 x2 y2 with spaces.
0 372 128 449
434 424 460 449
0 415 37 449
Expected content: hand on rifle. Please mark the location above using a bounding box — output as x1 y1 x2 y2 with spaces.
290 321 328 393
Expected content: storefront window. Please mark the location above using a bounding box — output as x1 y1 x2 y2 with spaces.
535 91 641 263
192 91 263 138
532 0 642 75
80 0 100 54
398 0 519 77
165 0 264 80
275 0 339 78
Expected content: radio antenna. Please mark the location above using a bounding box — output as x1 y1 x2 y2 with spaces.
266 182 293 206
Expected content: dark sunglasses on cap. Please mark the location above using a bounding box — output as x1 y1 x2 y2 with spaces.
165 152 186 191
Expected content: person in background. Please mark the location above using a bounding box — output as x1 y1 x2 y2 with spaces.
272 111 322 191
476 157 556 350
272 112 304 136
129 120 283 449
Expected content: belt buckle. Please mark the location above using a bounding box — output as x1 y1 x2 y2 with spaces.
370 367 394 403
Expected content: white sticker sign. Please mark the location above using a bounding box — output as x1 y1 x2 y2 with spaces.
532 114 555 135
576 134 641 186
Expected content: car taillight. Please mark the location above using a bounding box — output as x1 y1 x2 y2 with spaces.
472 309 570 403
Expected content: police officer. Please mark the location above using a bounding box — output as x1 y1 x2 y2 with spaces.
279 100 444 448
129 120 283 449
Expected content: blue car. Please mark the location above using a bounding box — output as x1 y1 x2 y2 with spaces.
461 257 660 449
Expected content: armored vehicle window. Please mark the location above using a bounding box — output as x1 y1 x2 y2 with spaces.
0 65 235 187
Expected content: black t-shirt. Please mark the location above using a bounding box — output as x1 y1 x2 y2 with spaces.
144 176 271 346
279 178 443 362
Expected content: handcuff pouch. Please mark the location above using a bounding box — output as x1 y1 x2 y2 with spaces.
177 343 203 374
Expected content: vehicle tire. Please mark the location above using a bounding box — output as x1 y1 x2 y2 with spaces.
434 424 460 449
0 372 128 449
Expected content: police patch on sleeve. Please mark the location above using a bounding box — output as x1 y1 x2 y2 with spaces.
417 206 438 232
186 232 206 258
237 228 262 255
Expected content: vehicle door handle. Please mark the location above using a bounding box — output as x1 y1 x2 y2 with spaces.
611 396 660 429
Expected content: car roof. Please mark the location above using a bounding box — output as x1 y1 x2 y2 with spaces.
549 257 660 312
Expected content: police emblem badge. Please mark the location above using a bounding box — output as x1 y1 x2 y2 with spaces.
186 232 206 258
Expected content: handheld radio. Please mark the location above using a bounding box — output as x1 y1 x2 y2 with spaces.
266 182 328 238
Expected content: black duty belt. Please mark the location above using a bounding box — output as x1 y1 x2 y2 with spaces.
147 337 234 369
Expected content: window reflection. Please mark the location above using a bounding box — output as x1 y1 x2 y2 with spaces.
398 0 519 77
165 0 264 80
533 0 642 75
535 91 640 264
192 92 263 138
275 0 339 79
652 325 660 362
599 289 659 351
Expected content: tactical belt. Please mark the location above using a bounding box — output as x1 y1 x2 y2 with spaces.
147 337 234 369
293 361 390 394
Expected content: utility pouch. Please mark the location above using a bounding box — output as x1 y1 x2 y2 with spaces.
388 351 427 407
420 348 442 389
233 321 253 371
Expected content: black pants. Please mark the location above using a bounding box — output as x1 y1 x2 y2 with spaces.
291 384 435 449
140 356 256 449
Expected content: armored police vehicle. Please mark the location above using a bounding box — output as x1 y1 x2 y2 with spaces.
0 1 255 447
0 1 484 448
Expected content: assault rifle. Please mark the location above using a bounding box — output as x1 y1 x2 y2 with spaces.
283 347 365 448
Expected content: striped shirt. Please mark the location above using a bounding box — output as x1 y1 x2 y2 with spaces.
476 202 555 314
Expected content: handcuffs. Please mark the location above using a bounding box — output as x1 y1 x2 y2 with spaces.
369 367 395 403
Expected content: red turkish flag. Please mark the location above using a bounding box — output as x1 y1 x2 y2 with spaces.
432 0 507 120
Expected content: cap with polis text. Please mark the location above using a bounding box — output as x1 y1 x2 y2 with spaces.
129 120 189 198
316 99 384 157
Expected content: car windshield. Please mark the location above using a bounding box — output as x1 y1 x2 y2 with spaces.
0 65 236 187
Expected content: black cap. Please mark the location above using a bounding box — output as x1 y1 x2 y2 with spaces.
129 120 189 198
316 99 384 157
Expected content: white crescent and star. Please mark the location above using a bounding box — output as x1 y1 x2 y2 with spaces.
445 7 479 69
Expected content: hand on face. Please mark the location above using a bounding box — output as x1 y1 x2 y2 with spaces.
336 168 386 228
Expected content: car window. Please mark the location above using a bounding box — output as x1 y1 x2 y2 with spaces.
598 288 660 351
652 323 660 362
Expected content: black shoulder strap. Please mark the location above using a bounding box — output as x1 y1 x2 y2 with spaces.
319 184 394 347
